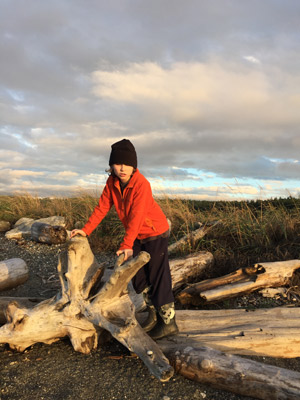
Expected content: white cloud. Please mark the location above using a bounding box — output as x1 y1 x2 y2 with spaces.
55 171 78 179
0 169 44 178
92 61 300 127
243 55 261 64
0 168 45 187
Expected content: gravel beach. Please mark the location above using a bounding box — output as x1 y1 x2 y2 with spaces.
0 233 299 400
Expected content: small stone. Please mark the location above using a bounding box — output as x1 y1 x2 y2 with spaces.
0 220 11 232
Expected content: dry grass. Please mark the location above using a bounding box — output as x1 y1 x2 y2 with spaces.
1 193 300 276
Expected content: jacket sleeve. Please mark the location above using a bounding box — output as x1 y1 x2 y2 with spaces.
119 179 153 250
82 181 113 236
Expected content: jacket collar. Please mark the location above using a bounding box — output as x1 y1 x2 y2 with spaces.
113 168 140 190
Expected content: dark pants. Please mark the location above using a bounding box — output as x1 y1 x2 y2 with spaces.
132 235 174 309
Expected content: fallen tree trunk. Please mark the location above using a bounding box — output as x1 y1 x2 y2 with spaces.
5 216 65 240
0 237 173 382
31 222 67 244
157 308 300 358
170 251 214 292
167 345 300 400
0 258 29 291
177 260 300 306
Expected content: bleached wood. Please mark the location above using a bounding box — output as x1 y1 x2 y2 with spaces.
259 287 287 298
170 251 214 292
178 260 300 305
0 238 102 353
5 216 65 240
168 221 219 255
31 222 67 244
0 258 29 291
0 237 174 381
2 236 300 394
158 308 300 358
0 297 45 324
167 345 300 400
84 252 174 381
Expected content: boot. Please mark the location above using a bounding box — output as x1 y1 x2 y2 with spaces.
140 305 157 332
140 287 157 332
148 302 179 340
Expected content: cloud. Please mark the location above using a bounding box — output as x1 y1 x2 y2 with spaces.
1 1 300 199
0 168 44 186
151 181 260 201
54 171 79 181
92 61 300 128
243 55 261 64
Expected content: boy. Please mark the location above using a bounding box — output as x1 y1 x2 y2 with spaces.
71 139 178 339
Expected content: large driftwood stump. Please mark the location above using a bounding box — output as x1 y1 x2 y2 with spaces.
0 251 214 318
178 260 300 305
0 237 173 381
0 258 29 291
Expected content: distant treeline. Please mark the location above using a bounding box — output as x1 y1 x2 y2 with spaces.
173 197 300 212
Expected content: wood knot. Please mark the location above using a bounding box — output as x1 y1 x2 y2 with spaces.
200 359 214 371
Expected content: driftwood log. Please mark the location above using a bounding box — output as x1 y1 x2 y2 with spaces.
0 236 173 381
170 251 214 292
167 345 300 400
157 308 300 358
31 222 67 244
177 260 300 306
0 258 29 291
5 216 65 240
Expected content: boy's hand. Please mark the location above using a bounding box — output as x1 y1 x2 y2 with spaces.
70 229 87 238
116 248 133 262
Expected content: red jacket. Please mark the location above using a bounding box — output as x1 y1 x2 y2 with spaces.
82 169 169 250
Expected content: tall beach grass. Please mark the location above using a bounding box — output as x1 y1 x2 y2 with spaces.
1 193 300 277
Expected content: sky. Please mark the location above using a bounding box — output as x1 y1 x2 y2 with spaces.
1 0 300 201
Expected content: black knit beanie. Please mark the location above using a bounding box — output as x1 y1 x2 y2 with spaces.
109 139 137 168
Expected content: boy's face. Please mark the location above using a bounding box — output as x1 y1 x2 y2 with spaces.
113 164 134 183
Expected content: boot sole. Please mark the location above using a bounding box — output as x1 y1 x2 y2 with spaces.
150 327 179 340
